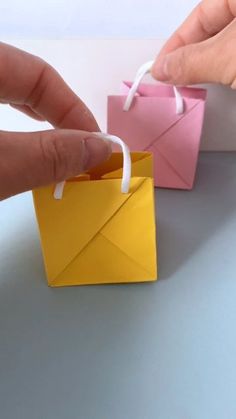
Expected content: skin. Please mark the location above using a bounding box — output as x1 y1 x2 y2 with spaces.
152 0 236 87
0 42 111 201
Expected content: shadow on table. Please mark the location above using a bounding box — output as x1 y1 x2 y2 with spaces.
157 153 236 279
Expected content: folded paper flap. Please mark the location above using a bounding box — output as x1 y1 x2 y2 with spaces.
101 177 156 275
88 151 152 180
120 81 207 100
108 97 204 154
151 102 205 186
33 177 148 281
121 81 141 97
67 174 90 183
103 152 153 180
33 180 131 280
53 152 152 187
53 177 156 284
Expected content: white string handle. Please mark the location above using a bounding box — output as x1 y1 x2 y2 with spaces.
54 134 131 199
123 60 184 114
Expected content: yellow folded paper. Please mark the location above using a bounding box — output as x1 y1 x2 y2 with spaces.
33 151 157 287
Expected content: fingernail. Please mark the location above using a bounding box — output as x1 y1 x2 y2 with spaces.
152 56 170 81
83 134 112 170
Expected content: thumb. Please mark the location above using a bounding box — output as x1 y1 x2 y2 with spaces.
0 129 111 200
151 39 221 86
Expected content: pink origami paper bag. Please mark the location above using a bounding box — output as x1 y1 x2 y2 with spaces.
108 82 207 190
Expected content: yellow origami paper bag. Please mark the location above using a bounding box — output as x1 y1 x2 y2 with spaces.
33 135 157 287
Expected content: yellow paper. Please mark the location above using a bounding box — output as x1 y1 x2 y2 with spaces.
33 152 158 286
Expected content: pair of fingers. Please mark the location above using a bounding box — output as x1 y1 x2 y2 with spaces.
0 42 111 200
152 0 236 87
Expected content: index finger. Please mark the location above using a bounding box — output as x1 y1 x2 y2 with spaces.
158 0 235 57
0 42 99 131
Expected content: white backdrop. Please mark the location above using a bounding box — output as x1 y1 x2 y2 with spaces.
0 0 198 38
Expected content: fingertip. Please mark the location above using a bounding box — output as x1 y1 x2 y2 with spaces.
83 135 112 171
34 130 112 185
152 48 192 86
151 55 171 82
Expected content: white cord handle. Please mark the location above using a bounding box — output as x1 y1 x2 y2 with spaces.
54 134 131 199
123 60 184 114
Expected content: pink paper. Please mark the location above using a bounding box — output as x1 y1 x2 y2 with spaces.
107 83 207 190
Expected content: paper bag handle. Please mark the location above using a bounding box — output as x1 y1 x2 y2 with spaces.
54 134 131 199
123 60 184 114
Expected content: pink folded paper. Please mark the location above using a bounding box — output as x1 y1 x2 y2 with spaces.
107 82 207 190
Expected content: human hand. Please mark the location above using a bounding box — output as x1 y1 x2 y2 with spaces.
152 0 236 87
0 42 111 200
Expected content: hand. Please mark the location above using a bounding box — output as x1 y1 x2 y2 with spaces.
152 0 236 87
0 42 111 200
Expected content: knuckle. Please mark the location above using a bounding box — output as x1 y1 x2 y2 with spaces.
26 60 52 109
198 3 217 36
209 23 236 86
0 46 9 97
178 47 188 77
215 37 236 87
39 131 69 182
230 79 236 89
174 44 207 84
169 47 189 84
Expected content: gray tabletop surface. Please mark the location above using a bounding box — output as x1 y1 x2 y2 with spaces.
1 152 236 419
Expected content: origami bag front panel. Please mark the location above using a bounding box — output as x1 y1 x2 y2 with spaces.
33 152 157 287
108 83 207 190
